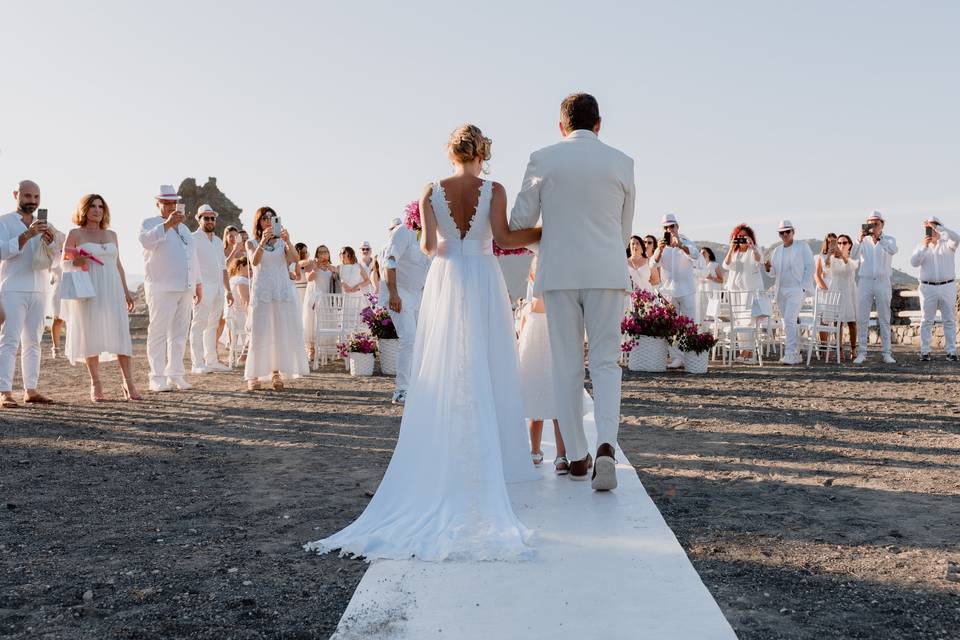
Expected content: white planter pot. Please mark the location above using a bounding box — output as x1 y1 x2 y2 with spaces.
348 352 375 377
378 338 399 376
682 350 709 374
627 336 668 372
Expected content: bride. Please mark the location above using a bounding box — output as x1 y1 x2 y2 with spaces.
305 124 541 561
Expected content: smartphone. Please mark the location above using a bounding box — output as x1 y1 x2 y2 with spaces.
272 216 282 239
175 203 186 215
830 238 838 251
861 223 873 234
925 226 933 238
37 209 48 222
663 231 672 244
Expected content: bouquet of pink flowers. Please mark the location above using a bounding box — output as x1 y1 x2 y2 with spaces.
360 293 398 340
675 327 717 354
404 201 421 232
336 332 378 358
63 246 105 271
620 289 689 341
492 242 531 256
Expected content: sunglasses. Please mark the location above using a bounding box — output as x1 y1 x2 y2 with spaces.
361 248 371 252
200 216 216 222
779 230 793 236
837 241 851 245
663 225 677 230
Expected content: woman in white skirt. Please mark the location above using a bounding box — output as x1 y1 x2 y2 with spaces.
244 207 309 391
62 194 139 401
225 255 251 365
302 244 338 363
517 259 568 474
825 233 859 359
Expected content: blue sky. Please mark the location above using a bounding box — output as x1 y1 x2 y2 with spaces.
1 0 957 275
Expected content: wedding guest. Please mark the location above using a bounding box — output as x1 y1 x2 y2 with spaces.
303 244 338 363
626 234 658 292
226 255 251 364
358 240 375 293
644 234 661 288
764 220 815 365
369 256 381 294
190 205 232 374
244 207 308 391
382 217 431 404
910 216 959 361
723 223 763 360
653 213 702 367
294 242 310 306
518 257 568 473
223 225 242 260
45 227 67 358
825 234 859 359
338 246 371 330
62 194 140 401
850 211 898 364
0 180 58 407
697 247 723 322
138 184 201 392
815 233 838 291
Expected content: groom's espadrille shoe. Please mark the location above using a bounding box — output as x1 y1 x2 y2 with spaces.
569 453 592 481
591 443 618 491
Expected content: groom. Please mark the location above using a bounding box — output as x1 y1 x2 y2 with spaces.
510 93 635 491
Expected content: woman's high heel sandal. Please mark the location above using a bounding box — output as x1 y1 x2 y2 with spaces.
121 383 143 401
271 372 284 391
90 381 105 403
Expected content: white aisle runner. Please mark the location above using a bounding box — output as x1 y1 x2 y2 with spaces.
331 410 738 639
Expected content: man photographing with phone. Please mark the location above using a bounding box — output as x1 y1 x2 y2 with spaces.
850 211 898 364
652 213 703 368
138 184 201 392
910 216 959 361
0 180 58 407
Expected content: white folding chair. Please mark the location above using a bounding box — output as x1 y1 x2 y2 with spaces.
226 303 249 368
805 290 843 365
312 293 345 369
726 290 765 366
702 291 733 364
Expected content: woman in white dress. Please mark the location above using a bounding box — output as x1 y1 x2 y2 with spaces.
243 207 309 391
293 243 310 308
61 194 139 402
306 124 541 562
722 224 763 360
825 233 859 359
696 247 724 322
302 244 338 363
626 234 658 293
225 255 250 365
337 246 371 333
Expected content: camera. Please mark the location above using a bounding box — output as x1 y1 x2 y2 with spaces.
861 223 873 234
733 237 746 246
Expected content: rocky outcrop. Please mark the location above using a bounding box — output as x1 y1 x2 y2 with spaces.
177 177 244 234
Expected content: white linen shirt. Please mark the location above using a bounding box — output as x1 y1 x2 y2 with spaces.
851 235 898 279
138 215 199 293
910 226 959 283
768 241 815 296
0 211 58 292
383 225 431 293
193 229 226 291
654 235 702 298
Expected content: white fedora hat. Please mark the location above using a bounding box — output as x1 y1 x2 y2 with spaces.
389 217 402 229
867 210 885 222
154 184 181 201
661 213 679 226
196 204 217 217
925 215 942 225
360 240 371 248
777 219 795 231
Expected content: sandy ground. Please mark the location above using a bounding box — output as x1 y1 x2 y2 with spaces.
1 330 958 639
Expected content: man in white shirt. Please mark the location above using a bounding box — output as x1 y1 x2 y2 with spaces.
0 180 57 407
358 240 375 294
138 185 202 392
764 219 815 365
190 204 233 373
382 218 431 404
850 211 898 364
652 213 703 368
910 216 958 361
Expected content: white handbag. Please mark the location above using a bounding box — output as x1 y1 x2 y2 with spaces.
60 270 96 300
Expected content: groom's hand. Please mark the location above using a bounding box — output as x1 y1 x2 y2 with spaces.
388 291 403 313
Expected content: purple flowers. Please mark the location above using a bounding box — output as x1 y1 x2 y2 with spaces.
404 201 421 232
492 242 531 256
337 332 378 358
621 290 687 340
360 293 399 340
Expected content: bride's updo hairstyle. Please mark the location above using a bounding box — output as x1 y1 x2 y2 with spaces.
446 124 492 164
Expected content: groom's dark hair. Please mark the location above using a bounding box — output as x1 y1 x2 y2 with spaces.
560 93 600 132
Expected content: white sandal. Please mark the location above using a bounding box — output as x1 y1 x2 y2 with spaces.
531 451 544 466
554 456 569 475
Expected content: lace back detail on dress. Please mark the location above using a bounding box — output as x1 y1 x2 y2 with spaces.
431 180 493 247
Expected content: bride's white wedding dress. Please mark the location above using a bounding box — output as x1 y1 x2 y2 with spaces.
305 178 537 562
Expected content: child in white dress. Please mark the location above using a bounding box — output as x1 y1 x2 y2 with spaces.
517 259 568 474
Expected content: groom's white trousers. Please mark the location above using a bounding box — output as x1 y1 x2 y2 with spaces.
544 289 623 462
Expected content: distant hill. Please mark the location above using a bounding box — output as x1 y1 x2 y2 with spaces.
693 239 917 286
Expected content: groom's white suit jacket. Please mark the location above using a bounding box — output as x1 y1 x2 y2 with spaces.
509 130 635 294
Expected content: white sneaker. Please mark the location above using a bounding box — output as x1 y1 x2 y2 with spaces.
391 391 406 405
778 355 798 365
149 381 172 393
852 354 867 365
667 358 684 369
205 362 231 372
191 365 211 375
168 376 193 390
881 354 896 364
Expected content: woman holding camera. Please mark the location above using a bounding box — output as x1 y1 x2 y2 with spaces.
723 224 763 293
243 207 309 391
